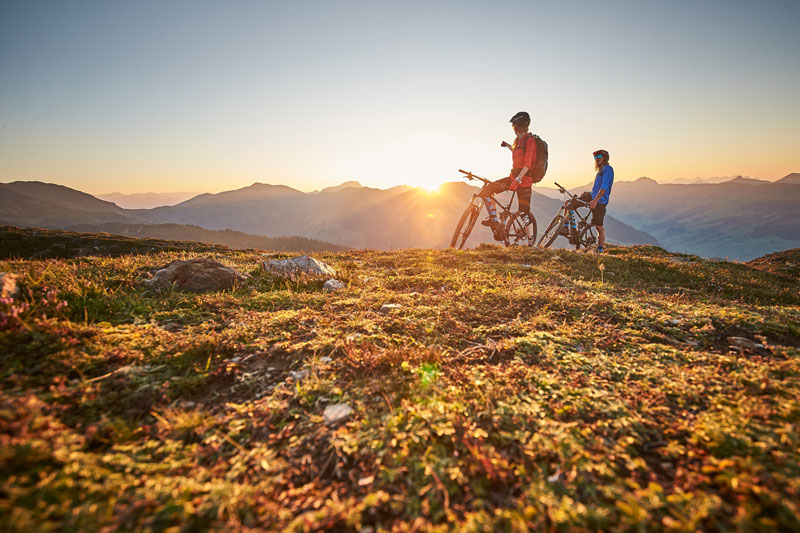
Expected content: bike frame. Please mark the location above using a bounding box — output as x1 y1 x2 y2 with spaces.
459 169 518 221
451 169 535 249
553 182 593 231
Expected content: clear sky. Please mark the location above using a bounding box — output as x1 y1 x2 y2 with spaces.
1 0 798 194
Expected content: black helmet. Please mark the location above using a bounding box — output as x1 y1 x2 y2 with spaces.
593 149 610 161
510 111 531 127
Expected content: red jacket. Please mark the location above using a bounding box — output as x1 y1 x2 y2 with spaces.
511 133 537 187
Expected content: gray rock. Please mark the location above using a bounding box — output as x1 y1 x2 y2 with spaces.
323 279 346 292
144 259 249 293
379 303 402 314
289 369 310 380
323 403 353 426
0 273 18 298
728 336 758 351
263 255 336 278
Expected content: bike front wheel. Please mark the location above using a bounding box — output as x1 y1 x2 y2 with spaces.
537 212 565 249
450 204 480 249
577 224 598 252
505 212 537 247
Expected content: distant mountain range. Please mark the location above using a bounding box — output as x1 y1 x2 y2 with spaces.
2 173 798 259
0 179 656 251
96 191 200 209
566 173 800 260
132 181 654 249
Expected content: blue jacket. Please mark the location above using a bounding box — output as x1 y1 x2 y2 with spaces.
592 165 614 205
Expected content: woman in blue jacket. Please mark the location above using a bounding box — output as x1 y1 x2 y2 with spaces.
587 149 613 253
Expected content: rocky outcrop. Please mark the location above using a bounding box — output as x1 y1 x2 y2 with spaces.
144 259 249 293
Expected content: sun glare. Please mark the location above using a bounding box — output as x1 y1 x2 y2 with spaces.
335 137 501 191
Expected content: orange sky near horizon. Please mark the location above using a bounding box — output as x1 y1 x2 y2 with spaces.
1 1 798 195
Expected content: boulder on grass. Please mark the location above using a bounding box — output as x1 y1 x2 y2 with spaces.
263 255 336 278
144 259 249 293
0 273 18 299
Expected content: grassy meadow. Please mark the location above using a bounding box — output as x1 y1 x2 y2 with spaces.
1 233 798 531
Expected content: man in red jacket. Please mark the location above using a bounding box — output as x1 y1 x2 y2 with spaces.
481 111 541 242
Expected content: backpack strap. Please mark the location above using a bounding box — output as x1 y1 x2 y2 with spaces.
512 132 533 151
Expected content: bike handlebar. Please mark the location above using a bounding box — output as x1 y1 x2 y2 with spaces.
553 181 578 200
458 169 492 185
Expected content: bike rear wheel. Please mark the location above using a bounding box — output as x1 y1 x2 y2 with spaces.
505 212 537 246
450 204 480 249
537 211 565 249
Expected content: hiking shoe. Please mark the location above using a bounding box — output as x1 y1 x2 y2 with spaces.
597 245 604 254
481 218 494 227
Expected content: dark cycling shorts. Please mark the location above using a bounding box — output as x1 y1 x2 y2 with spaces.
484 176 532 216
591 204 607 227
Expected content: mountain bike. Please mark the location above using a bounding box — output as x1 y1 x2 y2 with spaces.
537 182 598 251
450 169 537 249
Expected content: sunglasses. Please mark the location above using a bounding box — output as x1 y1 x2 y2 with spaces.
594 154 603 160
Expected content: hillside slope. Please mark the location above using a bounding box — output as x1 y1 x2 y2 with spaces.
0 225 230 259
68 223 349 253
1 236 798 530
0 181 143 227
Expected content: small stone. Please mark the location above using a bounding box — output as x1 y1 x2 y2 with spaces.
323 403 353 426
323 279 346 292
319 356 333 363
728 336 757 351
0 273 19 298
289 369 310 380
379 303 402 314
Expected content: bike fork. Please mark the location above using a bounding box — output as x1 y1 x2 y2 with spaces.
562 210 577 238
484 198 500 223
